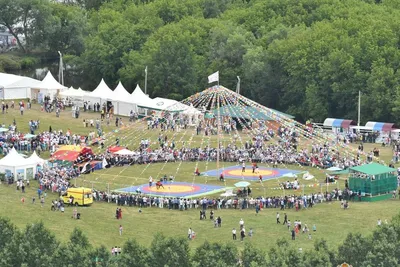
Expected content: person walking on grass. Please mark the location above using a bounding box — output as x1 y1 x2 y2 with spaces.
283 213 288 225
119 225 123 236
232 228 237 240
40 196 44 207
276 212 281 224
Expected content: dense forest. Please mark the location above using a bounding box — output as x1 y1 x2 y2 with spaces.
1 0 400 123
2 214 400 266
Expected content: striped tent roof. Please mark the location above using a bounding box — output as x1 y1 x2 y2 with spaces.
365 121 394 132
323 118 355 128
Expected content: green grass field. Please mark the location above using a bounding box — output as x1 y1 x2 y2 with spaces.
0 104 399 251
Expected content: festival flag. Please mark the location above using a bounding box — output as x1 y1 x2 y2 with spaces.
208 71 219 84
102 158 108 169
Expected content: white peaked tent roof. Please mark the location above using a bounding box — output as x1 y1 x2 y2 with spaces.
113 82 133 102
59 87 76 97
0 147 31 167
89 79 114 99
27 151 45 165
35 71 67 90
131 85 151 103
73 87 87 97
61 86 87 98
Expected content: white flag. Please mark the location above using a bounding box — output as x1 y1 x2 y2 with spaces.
208 71 219 83
102 158 108 169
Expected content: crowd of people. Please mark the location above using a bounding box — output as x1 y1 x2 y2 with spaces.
91 188 350 211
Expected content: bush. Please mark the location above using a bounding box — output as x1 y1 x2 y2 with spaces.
20 56 39 69
0 55 21 71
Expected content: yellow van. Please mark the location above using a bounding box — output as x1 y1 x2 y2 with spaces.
62 187 93 206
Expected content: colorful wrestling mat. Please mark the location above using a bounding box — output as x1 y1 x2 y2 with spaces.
202 165 301 181
115 182 228 198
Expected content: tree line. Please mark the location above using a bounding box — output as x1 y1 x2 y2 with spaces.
1 0 400 123
2 214 400 266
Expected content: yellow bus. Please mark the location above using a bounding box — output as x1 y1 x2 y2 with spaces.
62 187 93 206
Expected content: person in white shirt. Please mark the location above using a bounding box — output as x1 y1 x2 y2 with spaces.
239 218 244 229
188 228 193 240
232 228 237 240
377 219 382 226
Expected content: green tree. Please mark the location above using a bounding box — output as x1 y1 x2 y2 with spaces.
0 0 53 53
241 242 266 267
336 233 371 266
88 245 112 267
119 239 149 267
18 222 59 267
46 3 87 55
192 241 238 267
148 233 191 267
52 228 91 267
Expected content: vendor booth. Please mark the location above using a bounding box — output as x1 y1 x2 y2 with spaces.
0 148 37 181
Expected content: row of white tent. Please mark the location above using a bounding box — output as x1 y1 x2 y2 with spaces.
0 71 67 100
60 79 201 117
0 71 201 118
0 148 45 180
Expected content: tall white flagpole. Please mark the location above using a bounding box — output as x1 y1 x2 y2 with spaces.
145 66 148 95
236 76 241 94
358 90 361 126
58 51 64 85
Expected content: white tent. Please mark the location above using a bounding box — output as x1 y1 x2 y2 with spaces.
130 85 152 116
183 103 201 115
27 151 46 166
114 148 136 155
59 86 77 97
88 79 113 99
113 82 137 116
0 147 37 180
138 97 185 112
60 86 87 98
0 73 41 99
131 85 151 104
34 71 67 101
84 79 114 107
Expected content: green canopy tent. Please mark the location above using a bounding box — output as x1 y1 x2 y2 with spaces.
349 162 397 201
